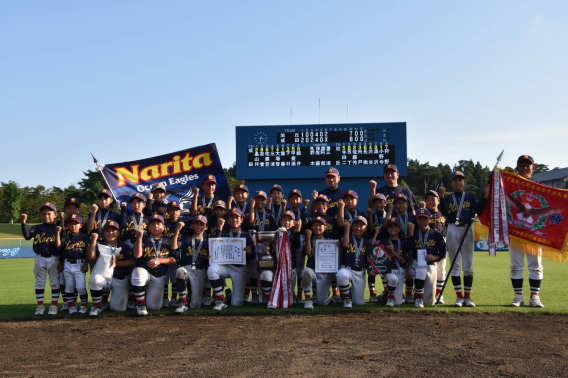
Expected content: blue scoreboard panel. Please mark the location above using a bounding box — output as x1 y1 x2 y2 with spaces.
235 123 407 179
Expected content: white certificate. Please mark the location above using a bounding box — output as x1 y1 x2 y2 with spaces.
417 249 428 267
315 239 339 273
208 238 247 265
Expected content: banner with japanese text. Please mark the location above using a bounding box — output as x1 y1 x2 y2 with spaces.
100 143 231 215
476 168 568 262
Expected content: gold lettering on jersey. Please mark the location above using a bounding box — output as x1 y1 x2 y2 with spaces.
65 240 86 250
142 246 171 258
414 239 436 248
185 246 208 257
34 233 55 245
346 244 367 254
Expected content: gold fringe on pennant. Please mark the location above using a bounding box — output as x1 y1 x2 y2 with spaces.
508 235 568 263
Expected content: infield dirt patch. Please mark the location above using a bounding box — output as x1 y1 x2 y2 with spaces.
1 313 567 377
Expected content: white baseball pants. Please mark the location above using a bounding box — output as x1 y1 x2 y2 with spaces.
509 246 543 280
336 267 366 305
207 264 247 306
176 266 206 309
300 268 333 305
131 267 165 310
447 224 474 276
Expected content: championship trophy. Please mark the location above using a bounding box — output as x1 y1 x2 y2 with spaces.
252 230 277 269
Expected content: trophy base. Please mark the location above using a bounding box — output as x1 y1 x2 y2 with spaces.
258 260 275 269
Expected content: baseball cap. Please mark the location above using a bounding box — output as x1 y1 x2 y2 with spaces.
288 189 302 198
103 220 120 231
65 214 83 224
517 155 534 165
270 184 284 194
213 200 226 209
394 194 408 203
280 210 296 221
167 201 181 211
325 167 340 177
39 202 57 213
227 208 243 218
450 171 465 181
97 189 112 198
424 190 439 199
343 190 358 200
234 184 249 193
203 175 217 184
415 208 431 219
383 164 398 174
352 215 367 225
64 197 81 208
372 193 387 202
129 193 147 203
386 218 402 228
314 194 329 203
254 190 268 199
193 215 208 224
148 214 165 224
151 183 166 193
311 216 327 226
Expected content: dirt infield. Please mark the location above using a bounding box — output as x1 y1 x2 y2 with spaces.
1 313 567 377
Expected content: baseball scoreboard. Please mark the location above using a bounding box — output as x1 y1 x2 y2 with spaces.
235 123 407 179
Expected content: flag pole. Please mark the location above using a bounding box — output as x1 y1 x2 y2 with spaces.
91 153 119 206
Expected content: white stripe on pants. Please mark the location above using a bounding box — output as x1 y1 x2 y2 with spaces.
34 256 60 290
336 267 366 305
131 267 165 311
446 224 474 276
509 246 543 280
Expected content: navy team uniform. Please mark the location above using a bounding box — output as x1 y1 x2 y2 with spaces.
378 236 410 305
195 193 221 217
318 187 348 217
60 232 91 308
176 234 210 309
337 234 369 306
87 208 121 241
409 224 446 304
143 199 168 218
121 211 148 243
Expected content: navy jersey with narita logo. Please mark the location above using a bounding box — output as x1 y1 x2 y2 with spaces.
180 235 210 269
61 233 90 260
428 210 447 237
121 212 148 242
137 235 180 276
319 187 348 217
246 210 277 232
22 223 60 257
163 217 191 238
195 194 221 217
230 200 251 215
306 214 337 239
388 211 416 237
440 192 478 225
377 185 416 213
410 228 446 264
87 209 121 239
341 235 368 269
143 200 169 218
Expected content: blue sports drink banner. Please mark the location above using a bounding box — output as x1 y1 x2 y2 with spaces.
101 143 231 215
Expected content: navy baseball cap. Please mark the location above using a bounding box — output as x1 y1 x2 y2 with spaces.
394 194 408 203
386 218 403 228
270 184 284 194
148 214 165 224
204 175 217 184
424 190 439 199
352 215 367 225
213 200 226 209
325 167 340 177
103 220 120 231
280 210 296 221
97 189 112 198
227 208 243 218
193 215 208 224
254 190 268 199
130 193 147 203
372 193 387 201
383 164 398 174
343 190 358 200
288 189 302 198
311 216 327 226
65 214 83 224
415 208 431 219
151 183 166 192
450 171 465 181
64 197 81 208
234 184 249 193
314 194 329 203
167 201 181 211
39 202 57 213
517 155 534 165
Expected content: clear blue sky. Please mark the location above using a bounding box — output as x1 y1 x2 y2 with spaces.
2 1 567 188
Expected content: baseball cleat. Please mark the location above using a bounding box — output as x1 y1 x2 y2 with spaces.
136 304 148 316
331 294 342 304
202 297 211 306
175 302 188 314
464 298 476 307
267 304 277 309
78 306 88 314
243 294 251 303
213 301 227 311
61 302 70 312
530 295 544 308
101 301 109 310
414 297 424 308
48 304 58 315
386 298 395 307
454 297 464 307
436 295 445 304
127 301 136 310
35 305 45 316
169 298 178 308
68 305 77 314
304 299 314 309
510 294 524 307
369 293 378 303
89 306 102 317
162 298 170 308
343 298 352 308
405 294 414 304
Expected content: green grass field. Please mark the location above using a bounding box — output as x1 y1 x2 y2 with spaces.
0 223 33 239
0 253 566 321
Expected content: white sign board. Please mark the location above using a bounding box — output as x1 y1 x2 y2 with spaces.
315 239 339 273
208 238 247 265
